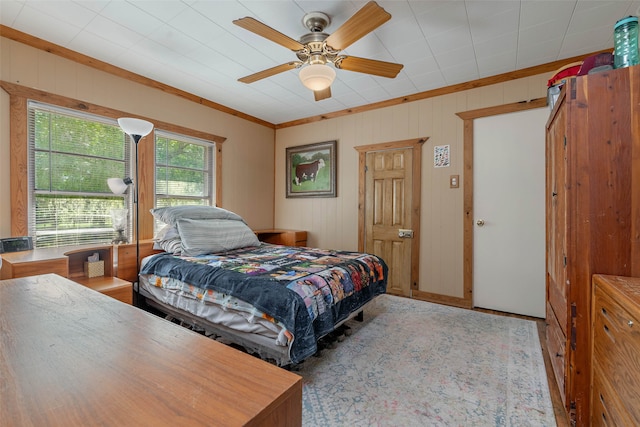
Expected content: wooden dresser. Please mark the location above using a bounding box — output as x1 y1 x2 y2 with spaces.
545 65 640 424
591 275 640 426
1 274 302 426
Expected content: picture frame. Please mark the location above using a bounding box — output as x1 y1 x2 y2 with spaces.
286 140 337 198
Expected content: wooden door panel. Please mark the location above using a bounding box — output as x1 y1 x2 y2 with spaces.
546 302 567 404
547 103 568 335
373 180 383 224
391 179 405 225
552 135 568 333
548 276 568 335
366 149 412 297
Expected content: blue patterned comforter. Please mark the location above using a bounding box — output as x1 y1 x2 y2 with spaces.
140 244 388 363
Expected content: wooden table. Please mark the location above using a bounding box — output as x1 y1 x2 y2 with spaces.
0 274 302 426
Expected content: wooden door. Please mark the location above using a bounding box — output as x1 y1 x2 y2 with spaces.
547 102 568 331
364 148 413 297
356 138 424 298
545 99 569 403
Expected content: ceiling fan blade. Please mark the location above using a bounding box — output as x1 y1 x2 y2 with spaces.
233 17 305 51
238 62 301 84
314 87 332 101
335 56 403 78
324 1 391 51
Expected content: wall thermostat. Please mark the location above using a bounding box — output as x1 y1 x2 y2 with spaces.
0 236 33 253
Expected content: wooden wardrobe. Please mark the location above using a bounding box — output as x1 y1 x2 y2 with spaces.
545 65 640 425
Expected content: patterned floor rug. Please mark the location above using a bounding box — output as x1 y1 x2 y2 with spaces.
297 294 556 426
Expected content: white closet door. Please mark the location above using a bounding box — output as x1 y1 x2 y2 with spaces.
473 108 547 317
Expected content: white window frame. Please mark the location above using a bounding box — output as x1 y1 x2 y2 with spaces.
154 129 215 214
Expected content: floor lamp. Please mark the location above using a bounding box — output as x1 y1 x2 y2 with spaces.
109 117 154 307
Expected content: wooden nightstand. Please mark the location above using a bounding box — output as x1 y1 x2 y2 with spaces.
0 244 132 304
254 229 307 247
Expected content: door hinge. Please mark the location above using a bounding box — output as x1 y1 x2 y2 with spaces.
564 256 567 267
364 165 368 172
570 303 577 350
563 135 567 147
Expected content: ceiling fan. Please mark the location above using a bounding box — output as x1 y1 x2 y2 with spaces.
233 1 404 101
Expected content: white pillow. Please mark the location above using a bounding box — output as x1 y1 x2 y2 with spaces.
153 224 182 254
153 238 182 255
154 224 179 241
176 218 260 256
150 206 244 227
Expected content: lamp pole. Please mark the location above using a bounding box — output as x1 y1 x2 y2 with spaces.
117 117 153 308
132 134 141 307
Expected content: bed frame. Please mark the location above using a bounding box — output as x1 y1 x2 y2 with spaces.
140 286 366 367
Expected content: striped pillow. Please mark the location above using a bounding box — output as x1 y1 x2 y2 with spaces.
176 218 260 256
153 225 182 254
151 206 244 227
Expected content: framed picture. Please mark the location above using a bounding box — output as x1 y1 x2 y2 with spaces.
286 140 337 198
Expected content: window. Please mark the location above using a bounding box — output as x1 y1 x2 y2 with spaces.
155 130 214 214
28 101 130 248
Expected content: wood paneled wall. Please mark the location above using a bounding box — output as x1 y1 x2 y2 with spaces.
0 37 277 238
275 73 550 300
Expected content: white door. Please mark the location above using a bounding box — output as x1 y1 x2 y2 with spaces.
473 108 547 317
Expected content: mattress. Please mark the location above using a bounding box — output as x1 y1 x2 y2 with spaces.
138 244 388 364
139 265 290 347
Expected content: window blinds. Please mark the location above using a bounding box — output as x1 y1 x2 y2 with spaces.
154 129 214 209
27 101 131 248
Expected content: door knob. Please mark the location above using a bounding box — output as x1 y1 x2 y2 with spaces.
398 229 414 238
476 219 485 227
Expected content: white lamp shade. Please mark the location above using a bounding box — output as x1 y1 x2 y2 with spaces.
299 64 336 91
107 178 129 195
117 118 154 137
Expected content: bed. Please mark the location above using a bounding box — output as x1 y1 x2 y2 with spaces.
134 206 388 366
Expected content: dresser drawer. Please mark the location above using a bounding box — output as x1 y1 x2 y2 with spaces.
593 284 640 425
546 302 566 403
591 361 633 426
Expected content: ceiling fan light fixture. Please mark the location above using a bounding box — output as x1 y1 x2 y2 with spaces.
299 64 336 91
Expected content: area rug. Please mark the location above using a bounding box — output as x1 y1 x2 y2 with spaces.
298 294 556 426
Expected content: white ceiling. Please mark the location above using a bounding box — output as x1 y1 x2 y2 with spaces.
2 0 638 125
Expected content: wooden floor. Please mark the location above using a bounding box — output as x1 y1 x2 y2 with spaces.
473 308 570 427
